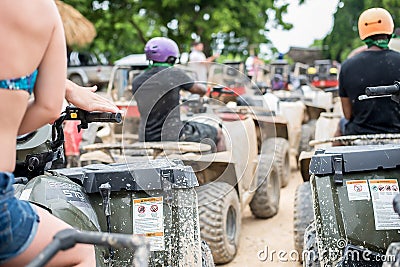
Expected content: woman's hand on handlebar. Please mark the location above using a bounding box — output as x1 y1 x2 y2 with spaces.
65 79 120 113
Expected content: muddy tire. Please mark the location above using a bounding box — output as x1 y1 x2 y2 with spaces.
264 137 291 187
293 181 314 262
299 120 316 154
201 240 215 267
196 182 241 264
249 152 280 218
303 222 320 267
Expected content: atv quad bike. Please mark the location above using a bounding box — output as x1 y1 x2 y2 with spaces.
270 81 335 159
308 59 339 89
268 59 291 90
207 63 291 188
14 106 215 267
304 144 400 266
174 103 282 264
294 82 400 266
81 62 285 264
294 91 396 264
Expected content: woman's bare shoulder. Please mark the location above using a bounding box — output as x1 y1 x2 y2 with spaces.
0 0 60 29
0 0 63 76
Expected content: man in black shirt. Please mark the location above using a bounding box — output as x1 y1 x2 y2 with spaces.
132 37 225 151
338 7 400 135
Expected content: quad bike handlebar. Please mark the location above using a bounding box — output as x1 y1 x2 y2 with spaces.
15 106 122 179
59 106 122 132
359 81 400 103
52 106 122 149
366 81 400 97
26 229 149 267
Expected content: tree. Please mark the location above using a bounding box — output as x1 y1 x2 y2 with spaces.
63 0 306 61
323 0 400 62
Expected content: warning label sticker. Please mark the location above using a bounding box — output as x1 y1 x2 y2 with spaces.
368 179 400 230
133 197 164 251
346 180 370 201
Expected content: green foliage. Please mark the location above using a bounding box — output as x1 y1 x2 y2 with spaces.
63 0 400 64
62 0 299 62
323 0 400 62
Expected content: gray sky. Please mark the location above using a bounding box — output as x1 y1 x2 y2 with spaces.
268 0 339 53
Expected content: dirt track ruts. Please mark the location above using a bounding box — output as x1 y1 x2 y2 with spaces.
223 156 303 267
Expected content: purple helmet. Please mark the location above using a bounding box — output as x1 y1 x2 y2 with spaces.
144 37 179 62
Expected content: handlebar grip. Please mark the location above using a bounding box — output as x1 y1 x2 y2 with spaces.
26 229 149 267
85 112 122 123
365 83 400 96
72 230 147 249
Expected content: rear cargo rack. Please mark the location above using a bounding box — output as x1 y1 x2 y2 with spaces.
50 159 199 193
309 144 400 185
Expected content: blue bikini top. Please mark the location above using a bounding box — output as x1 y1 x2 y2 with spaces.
0 69 38 95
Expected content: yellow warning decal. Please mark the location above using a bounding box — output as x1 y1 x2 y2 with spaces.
346 180 367 185
369 179 398 184
145 232 164 237
134 197 163 204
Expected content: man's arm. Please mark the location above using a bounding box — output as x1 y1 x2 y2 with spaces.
190 51 219 64
340 97 352 120
205 54 219 63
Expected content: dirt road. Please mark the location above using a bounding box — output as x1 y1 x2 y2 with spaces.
224 158 304 267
